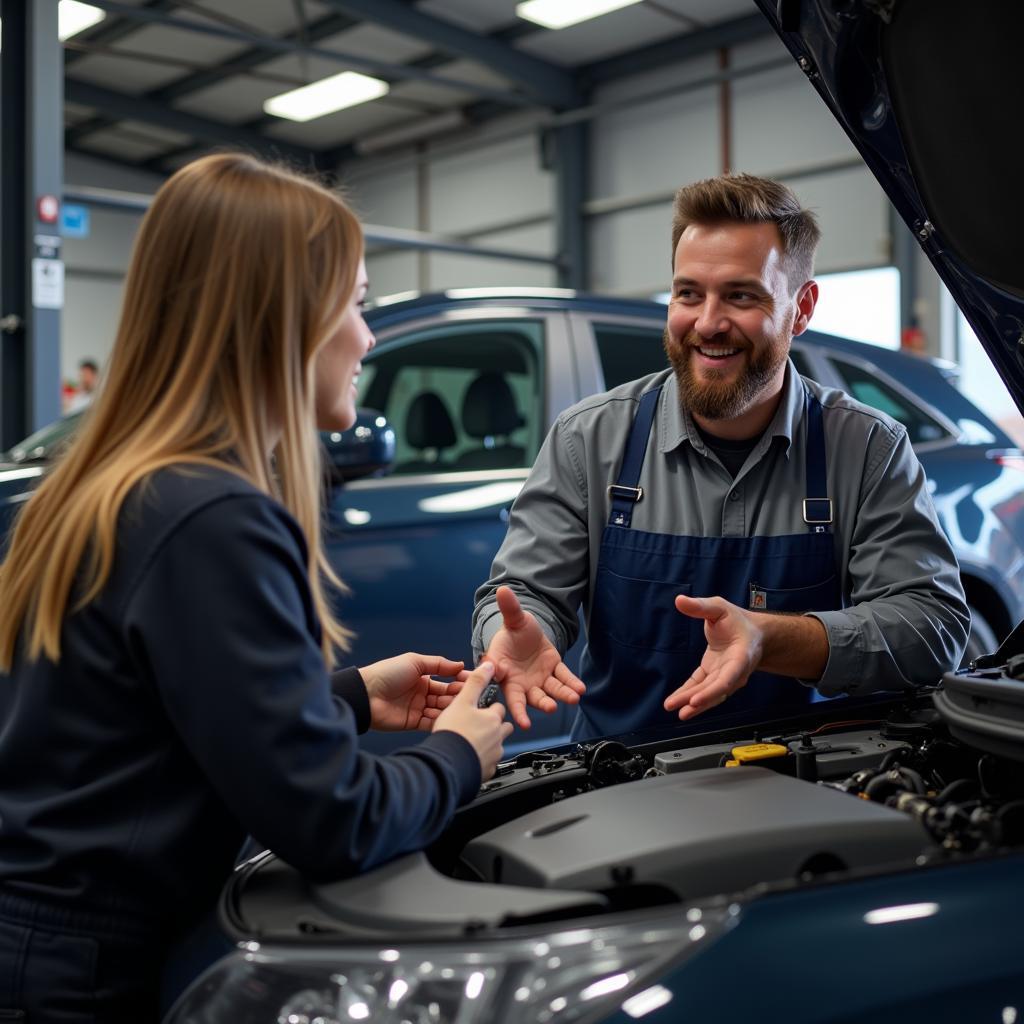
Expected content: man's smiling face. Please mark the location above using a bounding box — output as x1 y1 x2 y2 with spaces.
664 220 815 430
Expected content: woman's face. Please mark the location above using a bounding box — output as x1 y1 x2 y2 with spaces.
315 259 375 432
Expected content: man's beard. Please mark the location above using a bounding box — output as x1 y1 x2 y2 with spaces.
663 327 790 421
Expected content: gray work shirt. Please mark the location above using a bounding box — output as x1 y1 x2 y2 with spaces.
472 362 969 696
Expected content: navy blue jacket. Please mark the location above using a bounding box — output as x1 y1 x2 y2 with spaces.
0 466 480 935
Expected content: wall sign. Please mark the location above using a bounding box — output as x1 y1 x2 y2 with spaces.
32 258 65 310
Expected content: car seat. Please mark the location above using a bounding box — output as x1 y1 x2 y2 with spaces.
398 390 457 473
454 371 526 470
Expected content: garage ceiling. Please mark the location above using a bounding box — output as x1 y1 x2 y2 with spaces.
62 0 765 175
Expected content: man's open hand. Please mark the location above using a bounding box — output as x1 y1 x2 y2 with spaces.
663 595 763 721
482 586 586 729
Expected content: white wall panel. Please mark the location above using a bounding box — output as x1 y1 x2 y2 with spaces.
428 134 551 235
588 202 675 297
789 166 891 274
590 55 720 200
62 275 124 384
347 163 420 229
730 36 860 175
426 221 556 291
365 250 420 301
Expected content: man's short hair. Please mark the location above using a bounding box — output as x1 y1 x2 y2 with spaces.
671 173 821 289
79 359 98 373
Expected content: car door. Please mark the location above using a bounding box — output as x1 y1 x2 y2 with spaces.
324 308 576 749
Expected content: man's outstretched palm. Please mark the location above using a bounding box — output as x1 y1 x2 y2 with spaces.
483 586 586 729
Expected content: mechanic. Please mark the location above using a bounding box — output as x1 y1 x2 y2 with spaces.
0 153 511 1022
473 172 970 741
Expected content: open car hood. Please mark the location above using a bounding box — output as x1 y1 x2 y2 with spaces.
754 0 1024 415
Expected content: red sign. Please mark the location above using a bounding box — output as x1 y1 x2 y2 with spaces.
36 195 60 224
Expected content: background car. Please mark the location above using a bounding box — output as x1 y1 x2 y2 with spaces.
3 289 1023 751
328 288 1024 744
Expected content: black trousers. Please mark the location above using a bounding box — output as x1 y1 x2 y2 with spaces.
0 887 164 1023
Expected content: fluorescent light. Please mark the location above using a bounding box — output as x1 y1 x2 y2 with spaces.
0 1 105 51
863 902 939 925
264 71 389 123
516 0 643 30
58 1 105 41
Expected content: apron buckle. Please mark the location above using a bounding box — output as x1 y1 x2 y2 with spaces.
803 497 833 524
607 484 644 502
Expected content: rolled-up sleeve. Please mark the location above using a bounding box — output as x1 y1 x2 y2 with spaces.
810 424 970 695
472 416 590 660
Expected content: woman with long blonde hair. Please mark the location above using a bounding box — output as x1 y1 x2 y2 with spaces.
0 152 510 1021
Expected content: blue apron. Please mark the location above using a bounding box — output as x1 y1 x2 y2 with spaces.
572 382 843 741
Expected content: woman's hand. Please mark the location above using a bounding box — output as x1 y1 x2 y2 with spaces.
434 662 514 781
359 653 465 732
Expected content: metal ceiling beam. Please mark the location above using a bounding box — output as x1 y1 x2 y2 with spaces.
320 0 582 109
64 78 322 167
66 10 361 148
579 12 770 86
81 0 535 107
64 0 183 67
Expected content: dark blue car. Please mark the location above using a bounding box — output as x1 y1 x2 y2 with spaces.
320 288 1022 752
163 0 1024 1021
5 292 1022 751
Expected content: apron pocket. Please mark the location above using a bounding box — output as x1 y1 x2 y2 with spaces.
748 574 839 614
596 567 694 653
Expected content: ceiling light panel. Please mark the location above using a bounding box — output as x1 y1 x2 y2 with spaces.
516 0 643 30
264 71 390 123
58 0 105 41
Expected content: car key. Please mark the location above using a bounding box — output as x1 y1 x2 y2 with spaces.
478 681 503 708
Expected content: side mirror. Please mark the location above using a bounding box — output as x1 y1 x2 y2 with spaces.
321 408 395 484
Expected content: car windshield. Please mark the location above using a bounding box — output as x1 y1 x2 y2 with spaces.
4 412 84 464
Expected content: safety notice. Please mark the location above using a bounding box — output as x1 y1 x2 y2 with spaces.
32 258 64 310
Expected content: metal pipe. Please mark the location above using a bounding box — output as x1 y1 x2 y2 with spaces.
61 187 560 267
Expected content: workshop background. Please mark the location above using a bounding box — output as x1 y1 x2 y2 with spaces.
0 0 1017 444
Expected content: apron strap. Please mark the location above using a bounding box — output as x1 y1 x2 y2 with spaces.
608 384 661 528
802 384 833 531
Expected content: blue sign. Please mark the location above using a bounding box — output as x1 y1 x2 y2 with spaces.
61 203 90 239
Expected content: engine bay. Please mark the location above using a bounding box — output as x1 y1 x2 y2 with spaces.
222 680 1024 943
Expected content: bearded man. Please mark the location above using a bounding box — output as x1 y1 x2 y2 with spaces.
471 173 969 741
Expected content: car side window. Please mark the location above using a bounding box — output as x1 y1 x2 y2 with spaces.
789 347 813 379
828 356 952 444
593 322 667 390
359 319 544 475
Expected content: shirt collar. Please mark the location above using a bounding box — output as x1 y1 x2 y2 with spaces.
657 358 804 458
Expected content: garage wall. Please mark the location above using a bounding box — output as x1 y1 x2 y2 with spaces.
59 30 948 374
347 29 922 326
60 153 158 382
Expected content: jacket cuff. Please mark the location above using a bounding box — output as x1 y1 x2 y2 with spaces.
421 731 483 804
331 666 371 734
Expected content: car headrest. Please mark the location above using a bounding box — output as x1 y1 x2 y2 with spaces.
405 391 457 450
461 372 524 438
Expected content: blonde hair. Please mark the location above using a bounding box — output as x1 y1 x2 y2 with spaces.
671 173 821 288
0 152 360 670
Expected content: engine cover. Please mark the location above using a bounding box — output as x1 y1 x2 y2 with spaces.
462 766 931 900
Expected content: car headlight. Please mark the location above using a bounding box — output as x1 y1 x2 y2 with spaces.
165 902 738 1024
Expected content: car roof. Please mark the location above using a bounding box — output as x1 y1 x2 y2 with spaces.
365 287 667 330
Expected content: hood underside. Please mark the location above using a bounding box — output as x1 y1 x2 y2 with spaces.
756 0 1024 413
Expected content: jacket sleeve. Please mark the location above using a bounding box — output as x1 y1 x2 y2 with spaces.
122 494 481 879
472 415 591 660
809 423 970 695
331 667 370 734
